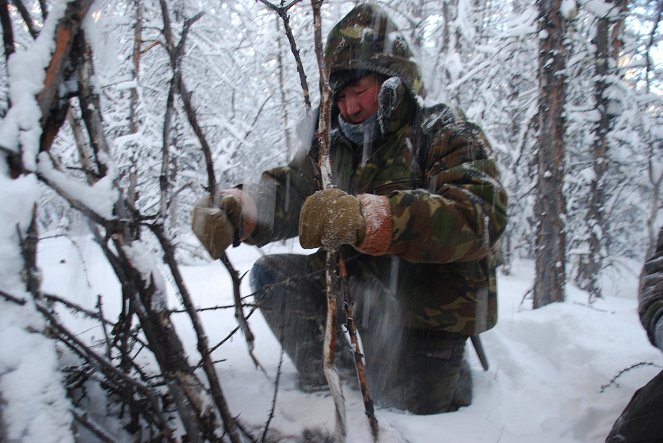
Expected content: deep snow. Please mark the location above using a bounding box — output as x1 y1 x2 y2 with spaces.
32 234 663 443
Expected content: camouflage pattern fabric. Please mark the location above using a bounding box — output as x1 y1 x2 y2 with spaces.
325 3 425 98
639 224 663 347
607 225 663 441
606 368 663 443
244 4 507 336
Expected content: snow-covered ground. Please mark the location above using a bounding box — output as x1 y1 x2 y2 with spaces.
36 235 662 443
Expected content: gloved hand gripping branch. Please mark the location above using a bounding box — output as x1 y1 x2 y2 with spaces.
299 188 393 255
191 189 256 259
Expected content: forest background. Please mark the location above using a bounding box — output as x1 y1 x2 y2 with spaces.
1 0 662 442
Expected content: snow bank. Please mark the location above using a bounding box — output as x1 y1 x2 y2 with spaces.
33 237 663 442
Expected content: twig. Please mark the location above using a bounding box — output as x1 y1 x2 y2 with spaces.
38 0 48 20
519 288 533 306
600 361 662 393
0 289 27 305
13 0 39 38
36 298 173 436
257 0 311 109
39 232 94 287
44 293 115 327
97 295 113 359
207 307 258 357
340 261 378 440
72 407 118 443
170 302 256 314
36 169 110 226
220 253 264 373
261 348 285 443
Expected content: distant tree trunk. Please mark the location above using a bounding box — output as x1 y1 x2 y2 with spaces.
534 0 567 308
130 0 142 135
578 1 623 301
439 0 460 104
642 2 663 257
0 0 14 63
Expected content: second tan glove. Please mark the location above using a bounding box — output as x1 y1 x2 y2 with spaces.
191 190 256 259
299 188 366 250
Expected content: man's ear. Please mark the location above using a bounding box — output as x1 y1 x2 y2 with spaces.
378 76 405 127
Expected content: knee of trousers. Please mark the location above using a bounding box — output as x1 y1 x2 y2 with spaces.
249 255 272 303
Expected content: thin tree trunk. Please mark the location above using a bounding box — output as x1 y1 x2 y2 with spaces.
130 0 142 135
276 17 294 157
581 4 618 301
0 0 14 63
642 1 663 257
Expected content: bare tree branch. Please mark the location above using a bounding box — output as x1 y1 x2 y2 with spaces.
38 0 48 20
220 253 263 371
0 289 27 305
261 348 285 443
12 0 39 38
37 0 94 150
72 407 118 443
0 0 15 63
36 296 173 436
645 0 663 93
258 0 312 109
149 223 245 443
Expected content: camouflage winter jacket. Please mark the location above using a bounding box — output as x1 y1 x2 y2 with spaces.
243 3 506 335
639 225 663 346
244 83 507 335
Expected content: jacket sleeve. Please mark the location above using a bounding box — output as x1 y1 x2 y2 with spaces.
639 225 663 347
386 112 507 263
243 148 320 247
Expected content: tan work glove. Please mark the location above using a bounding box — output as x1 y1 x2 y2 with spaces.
191 190 255 259
299 188 366 250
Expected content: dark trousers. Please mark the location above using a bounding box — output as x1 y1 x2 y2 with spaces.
250 252 471 414
606 369 663 442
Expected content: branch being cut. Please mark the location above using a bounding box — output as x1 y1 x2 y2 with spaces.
310 2 348 442
310 2 378 440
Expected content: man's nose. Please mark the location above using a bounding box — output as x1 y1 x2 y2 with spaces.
345 94 361 116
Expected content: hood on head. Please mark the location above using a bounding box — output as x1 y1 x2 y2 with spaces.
325 3 425 100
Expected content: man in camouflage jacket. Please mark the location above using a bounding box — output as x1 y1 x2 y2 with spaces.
606 226 663 441
192 4 507 414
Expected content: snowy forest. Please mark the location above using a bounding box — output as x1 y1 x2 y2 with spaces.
1 0 663 442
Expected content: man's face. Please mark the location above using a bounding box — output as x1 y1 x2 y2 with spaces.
336 74 381 124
